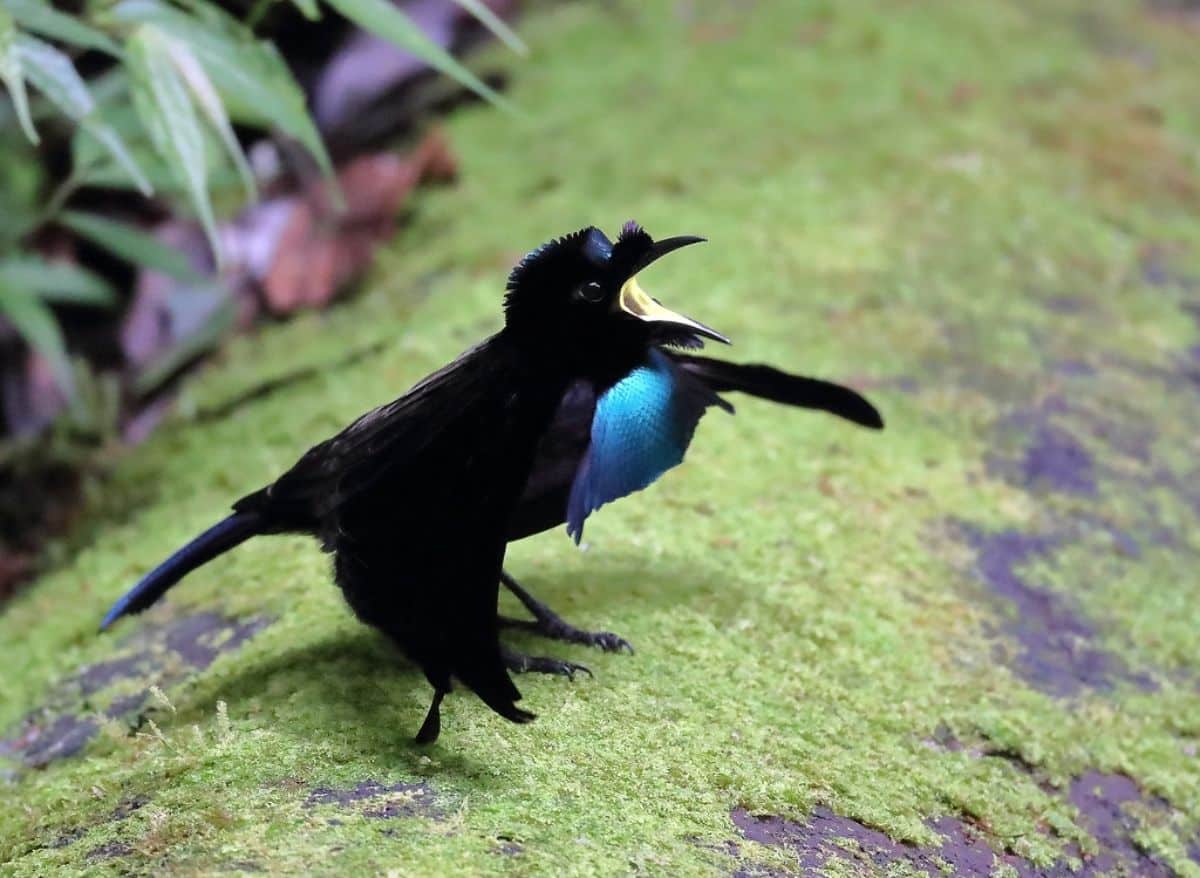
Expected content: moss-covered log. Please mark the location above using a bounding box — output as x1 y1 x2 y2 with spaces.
3 1 1200 874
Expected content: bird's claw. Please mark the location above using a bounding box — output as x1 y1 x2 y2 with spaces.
586 631 635 654
499 614 635 654
502 650 592 680
498 574 636 655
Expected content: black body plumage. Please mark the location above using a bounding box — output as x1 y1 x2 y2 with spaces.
100 223 883 742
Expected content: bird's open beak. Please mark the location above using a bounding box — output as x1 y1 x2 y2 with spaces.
632 235 706 273
617 276 730 344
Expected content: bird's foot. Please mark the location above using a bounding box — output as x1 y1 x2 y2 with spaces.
501 647 592 681
499 571 634 653
500 615 633 653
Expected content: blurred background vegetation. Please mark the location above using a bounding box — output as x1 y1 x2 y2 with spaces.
0 0 526 599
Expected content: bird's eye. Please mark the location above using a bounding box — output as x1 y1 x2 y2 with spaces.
575 281 605 304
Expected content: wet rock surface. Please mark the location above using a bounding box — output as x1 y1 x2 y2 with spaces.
1 612 271 769
305 779 443 821
959 526 1156 697
729 770 1192 876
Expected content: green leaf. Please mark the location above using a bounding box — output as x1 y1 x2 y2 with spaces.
59 210 200 281
0 256 116 306
15 33 152 195
162 34 255 201
79 123 154 196
125 25 220 263
4 0 122 57
0 278 73 394
104 0 333 179
0 7 39 143
449 0 526 56
70 94 178 194
321 0 512 111
13 32 91 116
0 129 44 250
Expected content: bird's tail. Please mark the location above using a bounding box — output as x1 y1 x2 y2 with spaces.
672 354 885 429
99 510 264 631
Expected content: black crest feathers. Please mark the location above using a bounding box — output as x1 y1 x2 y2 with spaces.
609 221 655 278
505 227 609 306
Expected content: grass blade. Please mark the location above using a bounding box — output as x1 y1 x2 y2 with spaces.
322 0 512 111
5 0 122 57
0 256 116 306
165 35 256 201
125 25 220 262
105 0 334 179
0 278 74 394
449 0 526 56
16 33 152 194
0 7 39 143
59 210 200 281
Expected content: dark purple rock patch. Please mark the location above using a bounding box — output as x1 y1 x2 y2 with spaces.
988 403 1099 497
162 612 268 670
493 836 523 856
960 527 1152 697
1140 246 1199 290
3 714 101 767
1020 425 1098 495
77 653 152 697
963 311 1200 691
1054 359 1097 378
1043 295 1090 314
110 796 149 821
730 770 1185 876
1065 772 1176 877
51 828 87 848
306 779 441 820
730 806 1038 877
86 841 133 860
20 792 149 860
1 612 271 768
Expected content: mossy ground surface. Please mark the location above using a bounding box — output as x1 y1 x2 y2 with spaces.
3 1 1200 875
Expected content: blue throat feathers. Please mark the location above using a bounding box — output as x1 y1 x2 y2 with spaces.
566 349 727 542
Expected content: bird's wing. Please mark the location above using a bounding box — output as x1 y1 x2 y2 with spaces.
236 336 503 523
302 331 548 725
507 380 596 541
566 349 731 542
668 353 884 429
510 352 884 544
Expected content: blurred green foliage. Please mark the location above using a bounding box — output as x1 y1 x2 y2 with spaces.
0 0 520 399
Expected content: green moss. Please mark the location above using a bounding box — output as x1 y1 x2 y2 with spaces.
4 1 1200 875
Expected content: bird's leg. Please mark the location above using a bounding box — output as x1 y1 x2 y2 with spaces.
415 688 445 745
501 645 592 681
499 570 634 654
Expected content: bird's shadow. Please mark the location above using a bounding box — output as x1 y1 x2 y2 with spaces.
172 558 731 779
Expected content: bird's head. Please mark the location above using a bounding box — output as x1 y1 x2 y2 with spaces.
503 222 728 363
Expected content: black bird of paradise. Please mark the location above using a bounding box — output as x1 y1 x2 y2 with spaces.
100 223 883 743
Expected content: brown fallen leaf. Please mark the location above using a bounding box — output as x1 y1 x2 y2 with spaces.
263 130 458 315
